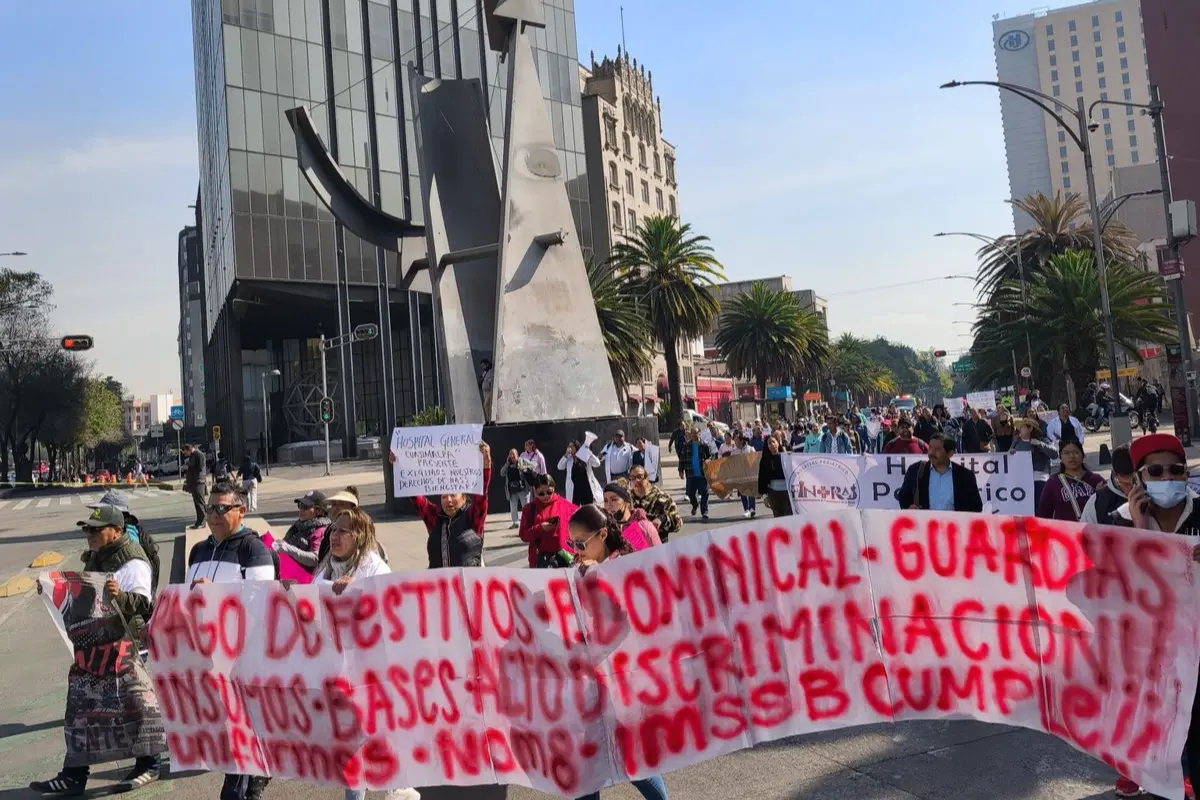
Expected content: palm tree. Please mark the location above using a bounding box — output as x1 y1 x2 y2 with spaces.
971 250 1175 396
976 191 1139 300
609 215 724 427
714 282 828 399
586 258 654 399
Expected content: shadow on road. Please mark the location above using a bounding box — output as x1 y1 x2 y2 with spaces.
0 719 60 740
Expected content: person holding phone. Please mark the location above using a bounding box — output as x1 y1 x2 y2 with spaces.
1110 433 1200 800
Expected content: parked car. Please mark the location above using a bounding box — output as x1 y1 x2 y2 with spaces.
682 409 729 435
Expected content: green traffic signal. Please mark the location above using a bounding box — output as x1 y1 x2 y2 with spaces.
353 323 379 341
319 397 335 423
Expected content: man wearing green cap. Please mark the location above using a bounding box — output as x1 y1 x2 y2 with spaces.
30 505 161 795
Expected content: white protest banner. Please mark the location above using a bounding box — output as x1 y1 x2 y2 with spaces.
782 452 1035 515
943 398 965 418
967 391 998 412
149 511 1200 799
390 424 483 497
644 443 661 482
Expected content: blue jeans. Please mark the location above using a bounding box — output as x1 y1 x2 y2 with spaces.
686 475 709 516
576 775 668 800
741 493 756 513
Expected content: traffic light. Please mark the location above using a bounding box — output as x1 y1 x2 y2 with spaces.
933 350 948 358
319 396 335 424
353 323 379 341
61 335 94 351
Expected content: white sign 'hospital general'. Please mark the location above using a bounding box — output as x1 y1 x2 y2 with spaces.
390 424 483 497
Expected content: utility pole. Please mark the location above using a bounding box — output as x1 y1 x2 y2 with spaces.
1149 84 1197 445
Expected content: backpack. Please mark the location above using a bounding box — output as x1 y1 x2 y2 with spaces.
236 529 280 580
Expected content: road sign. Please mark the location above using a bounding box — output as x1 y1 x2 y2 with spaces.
951 358 975 375
171 419 184 432
170 405 185 421
150 423 163 438
212 425 221 441
1096 367 1138 380
1020 366 1032 378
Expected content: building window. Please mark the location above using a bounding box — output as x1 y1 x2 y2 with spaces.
1061 160 1070 174
1107 154 1116 167
1126 105 1135 116
1063 176 1072 189
1116 10 1123 22
1102 107 1110 119
1060 145 1068 158
1098 61 1104 73
1050 54 1057 66
1070 34 1078 48
1101 91 1109 100
1072 51 1080 63
622 132 631 157
1074 65 1082 78
655 188 663 211
627 208 637 230
1131 150 1139 164
668 195 676 217
653 152 661 176
625 170 634 194
638 143 646 167
605 118 618 147
1095 45 1102 56
1103 123 1112 135
1048 39 1056 52
612 202 621 228
1116 25 1125 38
1068 19 1076 32
1099 76 1107 89
1120 57 1129 70
1091 14 1099 27
1130 134 1138 147
640 180 649 203
682 366 694 385
1046 23 1053 35
1053 84 1061 97
608 161 618 187
1128 119 1136 132
1123 87 1132 100
1058 130 1066 143
1075 81 1084 94
1051 69 1059 82
1119 41 1127 53
1105 138 1114 151
665 155 676 185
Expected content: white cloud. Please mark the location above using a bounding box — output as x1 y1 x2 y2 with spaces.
0 132 197 191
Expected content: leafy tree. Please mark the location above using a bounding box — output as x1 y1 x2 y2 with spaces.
715 281 828 400
970 250 1175 399
587 258 654 398
860 338 952 400
827 334 898 406
609 215 724 428
976 191 1139 300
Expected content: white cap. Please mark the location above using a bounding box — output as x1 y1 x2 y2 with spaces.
327 490 360 507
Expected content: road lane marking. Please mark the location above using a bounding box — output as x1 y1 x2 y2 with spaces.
13 499 32 510
35 498 51 509
58 497 72 507
0 501 8 510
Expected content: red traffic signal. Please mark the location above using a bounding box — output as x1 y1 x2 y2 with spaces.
61 335 95 351
933 350 948 358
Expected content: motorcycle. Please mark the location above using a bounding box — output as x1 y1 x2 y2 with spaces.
1083 394 1140 433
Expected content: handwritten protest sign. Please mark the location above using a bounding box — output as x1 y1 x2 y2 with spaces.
38 572 166 767
783 452 1035 515
967 391 998 412
390 424 483 497
149 511 1199 799
704 452 760 499
943 398 965 417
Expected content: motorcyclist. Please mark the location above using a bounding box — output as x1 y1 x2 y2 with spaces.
1094 382 1112 421
1133 377 1159 432
1081 382 1098 410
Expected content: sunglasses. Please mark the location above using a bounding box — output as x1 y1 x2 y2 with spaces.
534 489 555 498
568 531 599 551
1139 463 1188 478
205 503 242 516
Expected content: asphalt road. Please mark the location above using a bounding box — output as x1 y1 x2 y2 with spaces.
0 459 1128 800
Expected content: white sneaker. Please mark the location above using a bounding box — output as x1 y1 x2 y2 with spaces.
384 791 421 800
743 510 752 518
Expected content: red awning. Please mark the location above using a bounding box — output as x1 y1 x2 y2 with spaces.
645 394 658 402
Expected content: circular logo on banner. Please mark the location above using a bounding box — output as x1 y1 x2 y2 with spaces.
998 30 1031 51
789 456 861 511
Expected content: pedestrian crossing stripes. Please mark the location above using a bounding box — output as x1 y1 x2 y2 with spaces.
0 489 165 514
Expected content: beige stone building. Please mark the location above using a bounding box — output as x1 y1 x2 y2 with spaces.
580 48 695 417
579 48 679 260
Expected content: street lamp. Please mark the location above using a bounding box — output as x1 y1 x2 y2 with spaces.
1098 189 1164 232
941 79 1129 445
261 368 281 476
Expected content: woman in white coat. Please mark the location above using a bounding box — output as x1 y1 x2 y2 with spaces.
557 435 604 506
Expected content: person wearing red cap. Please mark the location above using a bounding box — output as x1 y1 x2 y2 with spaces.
1110 432 1200 800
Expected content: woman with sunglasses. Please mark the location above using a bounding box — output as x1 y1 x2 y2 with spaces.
518 474 579 568
566 505 670 800
271 490 332 573
628 466 682 543
1111 433 1200 800
601 481 660 552
1036 439 1104 521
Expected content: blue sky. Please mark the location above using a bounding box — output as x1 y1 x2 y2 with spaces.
0 0 1039 397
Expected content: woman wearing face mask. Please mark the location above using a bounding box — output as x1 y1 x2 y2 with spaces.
1110 433 1200 800
602 480 661 552
1036 440 1103 520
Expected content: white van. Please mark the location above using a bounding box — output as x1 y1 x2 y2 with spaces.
682 409 729 435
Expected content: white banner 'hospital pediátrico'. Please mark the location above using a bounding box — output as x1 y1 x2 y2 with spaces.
148 510 1198 799
782 452 1035 515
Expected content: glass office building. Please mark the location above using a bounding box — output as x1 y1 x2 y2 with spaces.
191 0 589 458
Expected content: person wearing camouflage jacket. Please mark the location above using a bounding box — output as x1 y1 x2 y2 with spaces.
628 465 683 542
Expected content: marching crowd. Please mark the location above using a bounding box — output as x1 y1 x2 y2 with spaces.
32 392 1200 800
